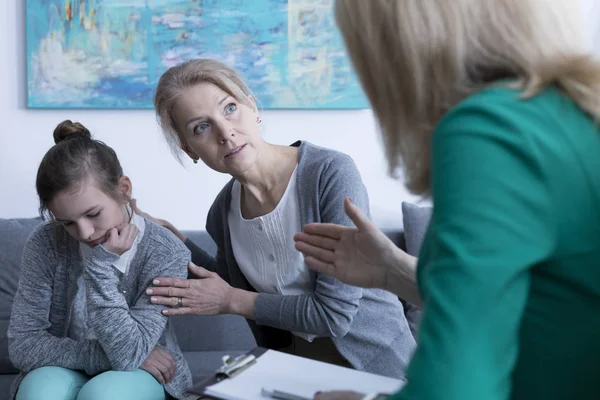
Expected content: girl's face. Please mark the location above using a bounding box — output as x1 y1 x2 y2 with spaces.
49 177 132 247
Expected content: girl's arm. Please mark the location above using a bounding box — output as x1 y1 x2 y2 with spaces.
83 232 189 370
8 226 112 375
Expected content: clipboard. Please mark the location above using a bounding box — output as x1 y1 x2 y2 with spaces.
183 347 405 400
184 347 269 399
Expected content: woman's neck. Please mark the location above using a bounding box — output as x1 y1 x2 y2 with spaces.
234 143 298 218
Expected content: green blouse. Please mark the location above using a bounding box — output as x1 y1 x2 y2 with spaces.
393 84 600 400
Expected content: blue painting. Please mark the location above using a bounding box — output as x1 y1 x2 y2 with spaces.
25 0 368 109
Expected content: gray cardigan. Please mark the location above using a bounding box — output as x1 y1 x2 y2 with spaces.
8 219 193 399
185 141 416 378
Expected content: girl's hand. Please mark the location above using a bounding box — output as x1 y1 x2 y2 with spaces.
141 346 176 384
102 223 138 256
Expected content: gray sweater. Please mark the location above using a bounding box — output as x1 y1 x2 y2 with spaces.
185 141 416 378
8 219 193 399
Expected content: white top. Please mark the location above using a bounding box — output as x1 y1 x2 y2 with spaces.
70 211 146 340
228 166 317 341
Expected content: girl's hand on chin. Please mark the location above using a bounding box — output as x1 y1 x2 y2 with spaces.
102 223 139 255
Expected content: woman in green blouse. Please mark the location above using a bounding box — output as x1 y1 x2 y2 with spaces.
294 1 600 399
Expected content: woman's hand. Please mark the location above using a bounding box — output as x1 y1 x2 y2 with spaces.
294 198 404 289
314 391 365 400
295 199 421 305
147 262 247 316
131 199 187 242
102 223 138 256
140 346 176 385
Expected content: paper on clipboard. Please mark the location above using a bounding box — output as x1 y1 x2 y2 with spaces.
203 350 405 400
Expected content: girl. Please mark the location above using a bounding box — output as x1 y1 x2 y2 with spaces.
8 121 192 399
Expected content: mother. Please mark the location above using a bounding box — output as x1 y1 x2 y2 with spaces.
136 58 416 378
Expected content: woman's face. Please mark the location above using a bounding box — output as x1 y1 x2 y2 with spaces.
173 82 262 175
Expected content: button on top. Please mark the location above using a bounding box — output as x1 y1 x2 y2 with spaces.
258 224 263 231
268 254 275 262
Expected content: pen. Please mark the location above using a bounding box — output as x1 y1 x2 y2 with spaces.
261 387 313 400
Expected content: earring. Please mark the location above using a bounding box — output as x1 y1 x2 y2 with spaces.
257 116 262 124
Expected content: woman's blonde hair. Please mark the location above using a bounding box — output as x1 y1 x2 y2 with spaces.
154 59 257 160
335 0 600 195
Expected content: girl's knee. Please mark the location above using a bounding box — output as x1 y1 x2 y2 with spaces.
17 366 88 400
77 370 165 400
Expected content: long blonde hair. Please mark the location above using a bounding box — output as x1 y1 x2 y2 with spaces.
154 59 257 161
335 0 600 195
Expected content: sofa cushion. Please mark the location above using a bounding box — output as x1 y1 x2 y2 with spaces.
171 314 256 353
400 203 432 339
0 217 42 374
182 230 218 258
401 202 433 257
0 374 16 400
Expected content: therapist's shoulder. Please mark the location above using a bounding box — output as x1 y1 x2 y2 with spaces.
436 83 565 138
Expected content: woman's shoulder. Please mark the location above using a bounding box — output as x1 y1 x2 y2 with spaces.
436 82 586 148
296 141 360 182
442 83 578 128
206 178 236 224
295 141 370 218
297 140 356 165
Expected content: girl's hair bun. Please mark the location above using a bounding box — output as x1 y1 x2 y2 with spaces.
53 120 92 144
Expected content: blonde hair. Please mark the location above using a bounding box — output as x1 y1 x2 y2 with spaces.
154 59 257 160
335 0 600 195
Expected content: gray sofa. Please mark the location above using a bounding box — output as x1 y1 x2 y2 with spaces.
0 216 416 398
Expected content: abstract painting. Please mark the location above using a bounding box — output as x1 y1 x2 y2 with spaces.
26 0 368 109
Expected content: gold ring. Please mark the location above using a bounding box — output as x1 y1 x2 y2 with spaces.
178 297 183 307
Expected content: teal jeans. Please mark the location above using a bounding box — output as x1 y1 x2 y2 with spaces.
16 366 167 400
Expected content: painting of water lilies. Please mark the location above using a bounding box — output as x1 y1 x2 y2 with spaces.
25 0 368 109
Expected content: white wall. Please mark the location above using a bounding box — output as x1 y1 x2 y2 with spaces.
581 0 600 55
0 0 422 230
2 1 599 230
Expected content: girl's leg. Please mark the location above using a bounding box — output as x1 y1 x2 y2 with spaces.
77 369 166 400
16 366 89 400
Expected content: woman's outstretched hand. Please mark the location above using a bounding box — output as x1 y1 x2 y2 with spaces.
294 198 420 305
294 198 400 288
